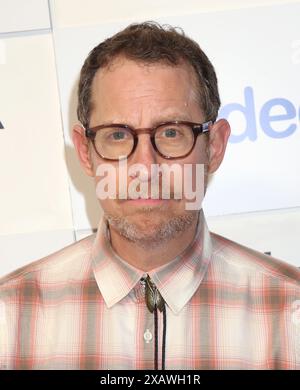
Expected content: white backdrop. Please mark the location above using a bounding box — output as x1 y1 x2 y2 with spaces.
0 0 299 276
52 2 300 228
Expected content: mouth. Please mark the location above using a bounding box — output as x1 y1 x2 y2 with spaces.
125 198 167 205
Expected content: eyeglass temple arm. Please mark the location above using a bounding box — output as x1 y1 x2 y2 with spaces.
193 120 213 134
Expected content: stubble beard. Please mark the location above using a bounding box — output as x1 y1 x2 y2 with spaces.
103 164 209 249
105 205 199 249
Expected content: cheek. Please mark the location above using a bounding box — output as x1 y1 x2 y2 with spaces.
93 158 120 206
186 136 209 164
178 138 208 195
98 198 118 215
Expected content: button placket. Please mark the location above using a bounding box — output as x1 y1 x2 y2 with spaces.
143 329 153 343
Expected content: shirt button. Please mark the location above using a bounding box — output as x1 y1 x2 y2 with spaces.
144 329 153 343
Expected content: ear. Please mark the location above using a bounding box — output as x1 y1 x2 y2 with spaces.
72 124 95 177
208 119 231 174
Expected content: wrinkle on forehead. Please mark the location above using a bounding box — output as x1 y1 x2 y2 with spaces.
90 56 203 125
94 55 200 98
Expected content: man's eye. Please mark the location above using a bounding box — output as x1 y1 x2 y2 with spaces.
163 128 179 138
109 131 127 140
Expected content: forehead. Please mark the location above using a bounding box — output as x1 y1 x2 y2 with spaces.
91 56 199 107
88 57 205 128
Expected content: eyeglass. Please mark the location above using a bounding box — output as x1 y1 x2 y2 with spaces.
85 120 212 161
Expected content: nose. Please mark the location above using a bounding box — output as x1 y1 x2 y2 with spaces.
128 133 159 183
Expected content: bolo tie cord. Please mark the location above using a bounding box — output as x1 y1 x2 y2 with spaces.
161 303 166 370
144 275 167 370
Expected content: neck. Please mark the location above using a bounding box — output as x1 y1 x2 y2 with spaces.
108 216 199 271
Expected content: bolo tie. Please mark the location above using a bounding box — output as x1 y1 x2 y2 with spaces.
141 275 167 370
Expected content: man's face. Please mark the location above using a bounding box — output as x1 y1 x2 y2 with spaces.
74 56 230 246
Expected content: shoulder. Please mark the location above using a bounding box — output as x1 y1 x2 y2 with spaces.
210 232 300 289
0 233 96 292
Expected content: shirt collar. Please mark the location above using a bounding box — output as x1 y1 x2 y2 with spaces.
91 209 212 314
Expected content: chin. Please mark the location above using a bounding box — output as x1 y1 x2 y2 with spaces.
128 212 170 226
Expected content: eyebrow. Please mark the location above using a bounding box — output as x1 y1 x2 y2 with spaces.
152 114 192 125
102 113 193 128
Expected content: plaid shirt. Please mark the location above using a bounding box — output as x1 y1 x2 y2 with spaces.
0 209 299 370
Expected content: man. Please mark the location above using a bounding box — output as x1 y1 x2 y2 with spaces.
0 22 299 370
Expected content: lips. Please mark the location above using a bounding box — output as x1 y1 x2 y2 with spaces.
125 198 166 203
127 198 163 201
127 197 161 200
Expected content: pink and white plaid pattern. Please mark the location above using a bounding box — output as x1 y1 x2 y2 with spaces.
0 209 299 369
